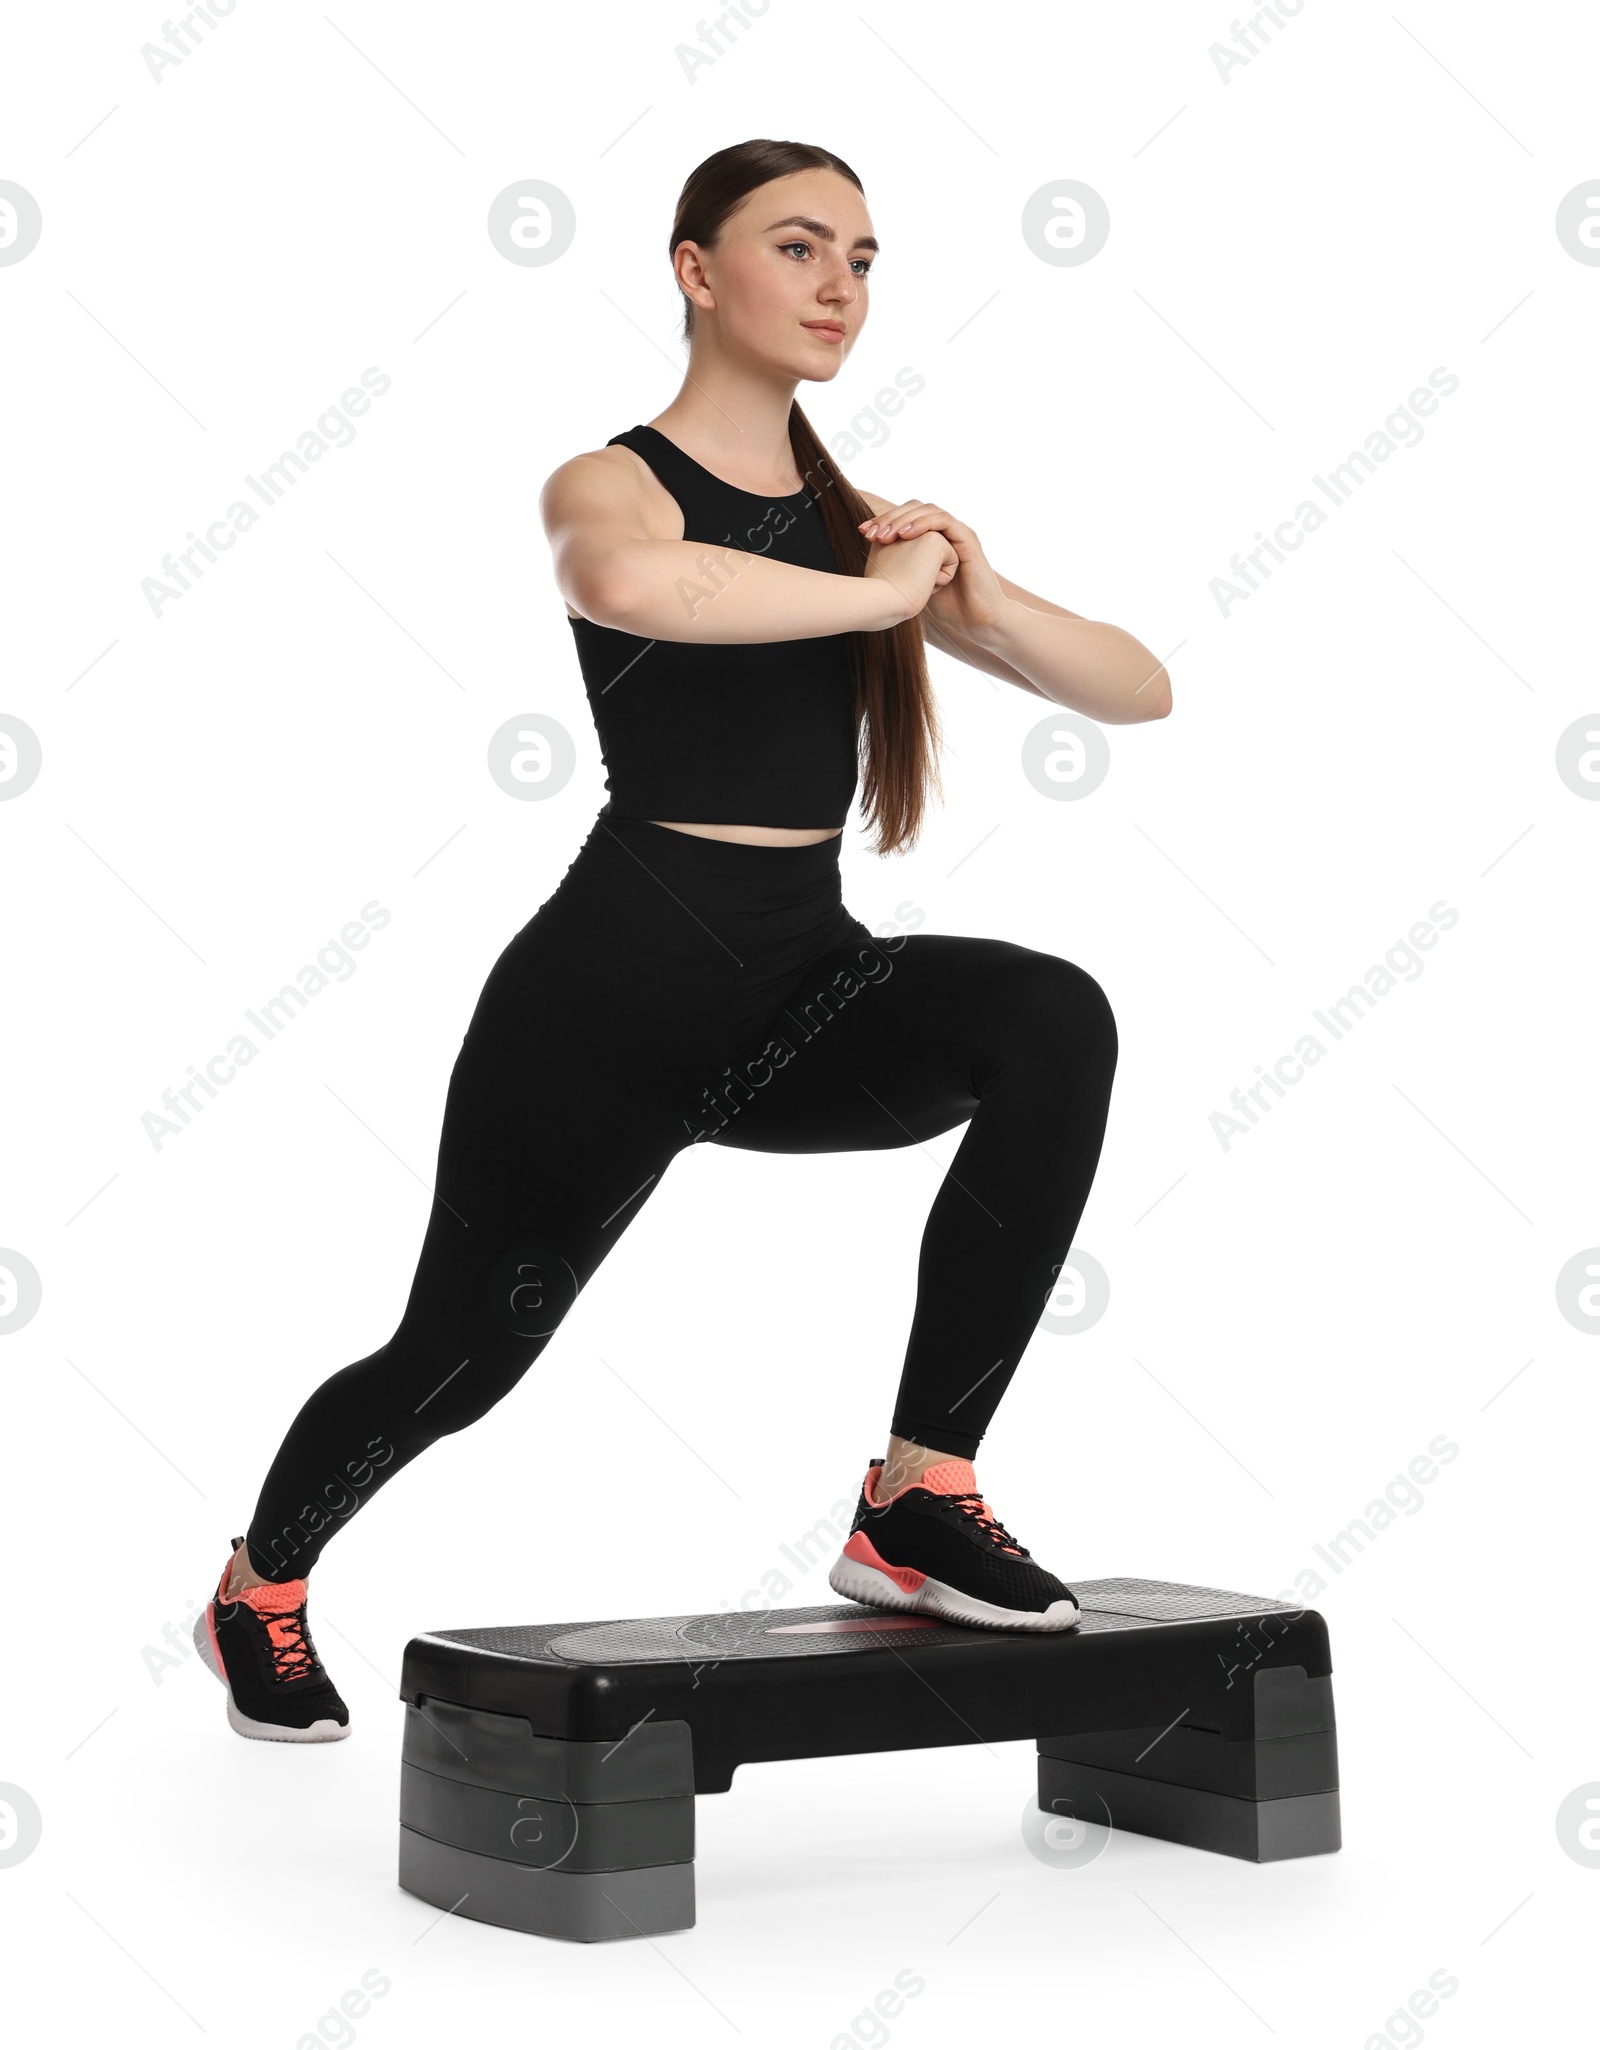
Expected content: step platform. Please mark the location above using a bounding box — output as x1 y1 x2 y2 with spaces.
397 1577 1339 1943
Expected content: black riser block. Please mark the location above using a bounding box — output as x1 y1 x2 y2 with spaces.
402 1701 694 1801
1037 1756 1341 1863
400 1762 694 1873
1038 1725 1338 1800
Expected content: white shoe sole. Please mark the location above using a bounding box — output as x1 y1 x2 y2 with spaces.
193 1608 350 1743
827 1555 1080 1633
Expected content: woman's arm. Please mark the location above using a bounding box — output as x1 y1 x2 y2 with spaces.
541 452 943 645
856 487 1173 724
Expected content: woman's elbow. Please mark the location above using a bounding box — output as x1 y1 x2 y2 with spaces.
1135 655 1173 720
566 557 643 634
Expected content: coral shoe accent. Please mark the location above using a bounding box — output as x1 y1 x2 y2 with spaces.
841 1529 927 1593
230 1575 321 1682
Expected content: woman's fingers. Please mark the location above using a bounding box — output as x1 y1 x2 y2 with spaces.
859 500 938 540
859 505 966 594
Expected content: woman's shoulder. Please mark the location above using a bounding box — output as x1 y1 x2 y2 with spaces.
538 440 682 620
540 438 648 507
540 436 680 526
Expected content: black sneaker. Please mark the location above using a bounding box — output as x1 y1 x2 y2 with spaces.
828 1457 1080 1632
194 1539 350 1742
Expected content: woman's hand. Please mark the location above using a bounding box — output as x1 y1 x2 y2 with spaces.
861 525 958 623
859 501 1007 639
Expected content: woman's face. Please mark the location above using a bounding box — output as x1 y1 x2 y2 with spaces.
678 168 876 378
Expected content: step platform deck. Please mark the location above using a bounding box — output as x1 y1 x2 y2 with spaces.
397 1577 1339 1943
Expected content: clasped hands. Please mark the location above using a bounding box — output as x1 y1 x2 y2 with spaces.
858 499 1007 638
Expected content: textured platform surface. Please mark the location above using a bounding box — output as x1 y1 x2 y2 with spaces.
439 1579 1303 1667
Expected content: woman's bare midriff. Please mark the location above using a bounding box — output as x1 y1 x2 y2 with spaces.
647 821 842 846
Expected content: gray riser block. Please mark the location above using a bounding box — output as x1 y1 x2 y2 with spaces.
398 1827 694 1943
1038 1755 1341 1862
400 1763 693 1873
1038 1725 1338 1800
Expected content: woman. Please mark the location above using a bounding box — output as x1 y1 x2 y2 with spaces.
195 138 1170 1742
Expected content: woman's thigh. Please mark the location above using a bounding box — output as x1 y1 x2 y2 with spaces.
694 929 1114 1155
408 916 702 1344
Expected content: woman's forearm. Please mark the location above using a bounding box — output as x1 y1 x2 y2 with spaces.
969 596 1172 723
582 540 908 643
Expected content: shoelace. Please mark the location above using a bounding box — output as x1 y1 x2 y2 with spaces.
260 1606 318 1683
938 1490 1025 1557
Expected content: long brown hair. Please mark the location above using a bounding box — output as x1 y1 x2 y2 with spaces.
668 139 943 856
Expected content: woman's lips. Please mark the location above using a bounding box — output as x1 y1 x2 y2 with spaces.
802 322 846 343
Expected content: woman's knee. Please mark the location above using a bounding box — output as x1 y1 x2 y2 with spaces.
1018 954 1118 1069
402 1330 547 1441
384 1272 566 1439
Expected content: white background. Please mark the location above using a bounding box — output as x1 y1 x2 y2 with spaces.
2 0 1596 2043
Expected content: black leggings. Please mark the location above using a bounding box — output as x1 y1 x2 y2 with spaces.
245 812 1118 1580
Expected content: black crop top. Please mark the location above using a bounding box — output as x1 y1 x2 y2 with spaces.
566 424 861 828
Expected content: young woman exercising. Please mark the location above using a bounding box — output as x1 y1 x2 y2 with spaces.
197 138 1171 1741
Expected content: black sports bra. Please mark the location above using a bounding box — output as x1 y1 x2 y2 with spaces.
566 424 861 829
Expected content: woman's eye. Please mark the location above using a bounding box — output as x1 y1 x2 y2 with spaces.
778 241 873 277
